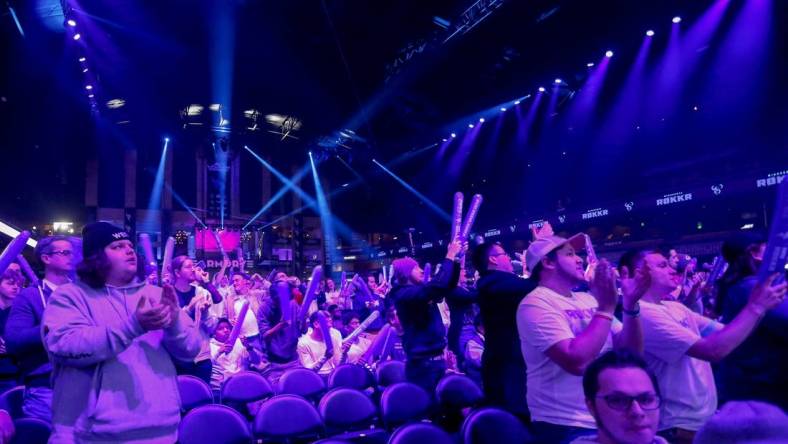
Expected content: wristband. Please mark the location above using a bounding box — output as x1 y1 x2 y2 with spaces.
593 311 615 322
622 303 640 317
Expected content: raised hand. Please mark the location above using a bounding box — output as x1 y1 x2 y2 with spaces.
160 284 181 328
531 222 555 240
135 294 172 332
747 273 787 315
589 260 618 314
620 265 649 309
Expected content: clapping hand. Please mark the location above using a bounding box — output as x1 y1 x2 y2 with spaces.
747 273 787 316
620 264 649 309
135 294 172 331
589 260 618 314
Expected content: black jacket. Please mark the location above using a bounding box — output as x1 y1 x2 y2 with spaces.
476 271 536 365
388 258 459 359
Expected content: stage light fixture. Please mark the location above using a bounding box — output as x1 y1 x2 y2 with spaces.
587 62 595 67
646 30 655 36
500 107 507 112
67 19 76 27
442 138 448 142
451 133 457 138
554 78 562 84
73 33 81 40
605 50 614 58
85 85 93 90
79 57 86 62
468 124 474 128
514 100 521 105
538 87 546 92
672 16 681 23
479 117 485 123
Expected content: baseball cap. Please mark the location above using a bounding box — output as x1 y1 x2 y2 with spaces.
525 233 586 273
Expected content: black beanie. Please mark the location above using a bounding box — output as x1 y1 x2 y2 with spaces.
82 222 131 258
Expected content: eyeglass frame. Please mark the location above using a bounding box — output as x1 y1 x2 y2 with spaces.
595 393 662 411
44 250 74 257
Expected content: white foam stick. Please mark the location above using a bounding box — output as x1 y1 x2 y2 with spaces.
388 265 394 284
361 323 392 363
451 192 464 241
583 234 598 263
434 263 442 277
275 280 292 322
423 263 432 283
378 272 384 286
459 194 483 240
224 300 249 354
342 311 380 345
138 233 157 280
339 271 347 291
161 236 175 279
381 266 388 283
298 266 323 323
236 247 244 271
16 254 40 288
316 312 334 355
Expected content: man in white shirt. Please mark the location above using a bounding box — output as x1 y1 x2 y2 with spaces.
297 311 349 376
517 234 644 444
209 318 263 393
619 249 786 444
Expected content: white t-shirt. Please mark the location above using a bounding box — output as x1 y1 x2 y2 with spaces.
517 286 622 428
640 300 719 431
297 328 343 375
209 337 249 391
228 296 260 338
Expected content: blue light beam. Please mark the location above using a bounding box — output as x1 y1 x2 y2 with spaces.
372 159 450 221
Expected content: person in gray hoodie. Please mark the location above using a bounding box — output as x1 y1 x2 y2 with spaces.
42 222 201 444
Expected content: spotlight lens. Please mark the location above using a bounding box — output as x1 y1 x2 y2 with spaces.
73 33 81 40
442 138 448 142
85 85 93 90
468 124 474 128
451 133 457 138
79 57 86 62
605 50 614 58
514 100 521 105
67 19 77 27
672 16 681 23
538 87 546 92
479 118 485 123
587 62 595 67
646 30 655 36
500 107 507 112
554 78 562 84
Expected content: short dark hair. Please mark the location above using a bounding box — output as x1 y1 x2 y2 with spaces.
341 310 360 326
34 235 72 263
470 242 499 275
76 251 114 289
171 255 190 277
1 268 23 285
618 249 652 275
583 350 660 400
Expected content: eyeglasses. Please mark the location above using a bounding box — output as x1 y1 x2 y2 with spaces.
596 393 661 411
46 250 74 257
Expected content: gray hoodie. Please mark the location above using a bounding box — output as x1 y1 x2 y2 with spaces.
42 280 202 444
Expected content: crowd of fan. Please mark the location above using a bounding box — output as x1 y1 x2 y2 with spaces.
0 220 785 444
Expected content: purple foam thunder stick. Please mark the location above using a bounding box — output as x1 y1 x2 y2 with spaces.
381 266 388 284
212 229 226 258
353 274 373 299
387 265 394 284
224 300 249 354
138 233 157 280
451 192 464 241
275 279 292 323
298 266 323 323
236 247 244 271
17 254 40 288
583 234 598 263
423 263 432 283
459 194 483 241
316 311 334 355
378 272 384 286
266 268 277 283
0 231 31 277
342 311 380 345
161 236 175 281
339 271 347 292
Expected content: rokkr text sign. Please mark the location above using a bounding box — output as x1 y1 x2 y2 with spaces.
657 192 693 206
582 208 609 220
756 170 787 188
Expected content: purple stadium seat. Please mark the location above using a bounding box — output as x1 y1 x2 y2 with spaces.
11 417 51 444
319 388 388 443
253 394 324 442
328 364 375 391
177 375 214 411
0 386 24 420
461 407 532 444
387 423 453 444
178 404 252 444
221 371 274 405
435 374 484 411
380 383 429 429
278 367 326 400
375 360 406 388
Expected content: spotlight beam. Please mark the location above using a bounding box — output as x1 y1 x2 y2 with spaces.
309 152 338 264
147 138 169 211
243 163 310 229
372 159 450 221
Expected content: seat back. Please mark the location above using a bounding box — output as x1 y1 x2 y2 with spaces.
11 417 51 444
221 371 274 404
380 383 429 429
254 394 324 441
278 368 326 400
177 375 214 411
461 407 532 444
179 404 252 444
328 364 374 390
435 374 483 411
318 388 378 433
387 423 453 444
0 386 24 420
376 360 406 388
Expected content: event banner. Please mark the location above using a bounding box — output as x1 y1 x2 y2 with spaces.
757 180 788 283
